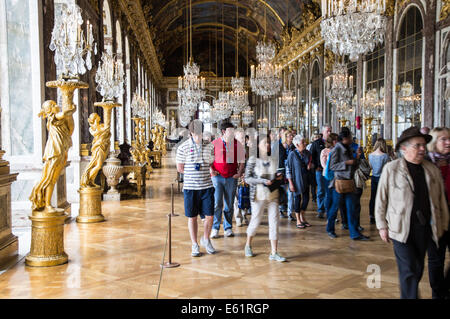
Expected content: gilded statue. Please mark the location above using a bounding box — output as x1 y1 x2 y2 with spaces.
80 113 111 187
30 100 74 212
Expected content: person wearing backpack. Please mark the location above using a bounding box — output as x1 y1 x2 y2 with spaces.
286 135 313 229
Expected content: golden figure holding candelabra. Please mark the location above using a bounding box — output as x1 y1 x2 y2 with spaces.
80 113 111 188
30 100 75 212
78 50 123 223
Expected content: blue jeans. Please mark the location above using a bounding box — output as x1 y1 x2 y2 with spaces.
315 171 326 213
212 175 237 231
279 184 288 213
369 176 380 220
326 188 361 239
324 183 333 214
287 188 293 216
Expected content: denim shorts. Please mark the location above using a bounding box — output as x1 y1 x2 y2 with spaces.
183 187 214 218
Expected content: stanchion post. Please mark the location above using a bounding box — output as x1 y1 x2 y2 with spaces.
170 183 179 217
161 213 180 268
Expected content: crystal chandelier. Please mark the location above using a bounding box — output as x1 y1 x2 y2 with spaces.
230 114 241 127
131 92 147 118
362 88 384 118
95 52 124 102
250 6 282 98
213 91 232 121
278 84 296 108
320 0 387 61
177 58 206 115
228 4 249 114
177 0 205 117
229 76 249 114
326 61 353 109
50 3 97 79
251 40 282 98
398 82 421 122
242 107 254 125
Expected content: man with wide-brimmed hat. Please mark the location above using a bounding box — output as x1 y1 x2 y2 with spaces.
375 126 449 298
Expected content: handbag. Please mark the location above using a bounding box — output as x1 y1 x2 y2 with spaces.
335 179 356 194
237 184 251 209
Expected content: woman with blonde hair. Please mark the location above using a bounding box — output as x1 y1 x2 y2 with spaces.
368 137 390 224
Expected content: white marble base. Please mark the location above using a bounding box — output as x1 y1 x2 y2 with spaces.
103 192 121 201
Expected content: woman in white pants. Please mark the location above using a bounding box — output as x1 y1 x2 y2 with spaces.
244 133 286 262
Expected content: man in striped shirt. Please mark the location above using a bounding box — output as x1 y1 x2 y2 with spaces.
176 120 216 257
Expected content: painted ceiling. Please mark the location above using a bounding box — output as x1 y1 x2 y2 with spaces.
140 0 321 77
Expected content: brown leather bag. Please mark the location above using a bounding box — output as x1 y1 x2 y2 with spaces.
335 179 356 194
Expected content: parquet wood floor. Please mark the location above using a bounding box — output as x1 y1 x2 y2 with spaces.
0 157 443 299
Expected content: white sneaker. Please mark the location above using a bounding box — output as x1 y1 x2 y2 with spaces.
191 243 201 257
210 228 219 239
269 252 287 262
236 217 242 227
224 229 234 237
200 236 216 254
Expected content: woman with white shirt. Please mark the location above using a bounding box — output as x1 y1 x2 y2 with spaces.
244 133 286 262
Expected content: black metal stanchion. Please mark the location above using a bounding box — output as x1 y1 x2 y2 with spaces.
161 212 180 268
170 183 179 217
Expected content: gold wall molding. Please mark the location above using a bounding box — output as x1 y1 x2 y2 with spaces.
441 0 450 20
275 19 323 70
118 0 163 85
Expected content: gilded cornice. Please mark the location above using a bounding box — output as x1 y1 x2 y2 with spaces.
118 0 163 86
275 18 323 70
441 0 450 21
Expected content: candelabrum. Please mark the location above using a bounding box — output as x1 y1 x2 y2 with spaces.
131 92 148 118
131 117 150 168
320 0 387 61
250 40 282 98
78 52 123 223
50 3 96 79
27 3 94 267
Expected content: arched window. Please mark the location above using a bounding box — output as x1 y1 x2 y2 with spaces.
102 0 112 54
365 45 385 136
311 61 320 134
396 6 423 135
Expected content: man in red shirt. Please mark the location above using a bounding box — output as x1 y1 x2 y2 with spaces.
210 122 245 238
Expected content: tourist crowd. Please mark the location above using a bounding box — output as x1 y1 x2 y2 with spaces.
176 119 450 299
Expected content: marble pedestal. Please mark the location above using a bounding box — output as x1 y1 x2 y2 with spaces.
0 153 19 269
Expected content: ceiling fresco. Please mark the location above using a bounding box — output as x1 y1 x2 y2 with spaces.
140 0 321 76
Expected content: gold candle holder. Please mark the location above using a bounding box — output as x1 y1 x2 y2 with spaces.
26 79 88 267
77 101 121 223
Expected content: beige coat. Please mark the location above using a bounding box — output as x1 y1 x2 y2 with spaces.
375 158 449 245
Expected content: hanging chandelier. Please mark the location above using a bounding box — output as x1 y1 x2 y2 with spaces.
320 0 387 61
251 40 282 98
326 61 354 109
177 0 205 117
242 107 254 125
228 4 249 114
230 113 241 127
213 91 232 121
250 6 282 98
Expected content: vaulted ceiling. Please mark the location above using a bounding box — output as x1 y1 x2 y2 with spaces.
139 0 321 77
